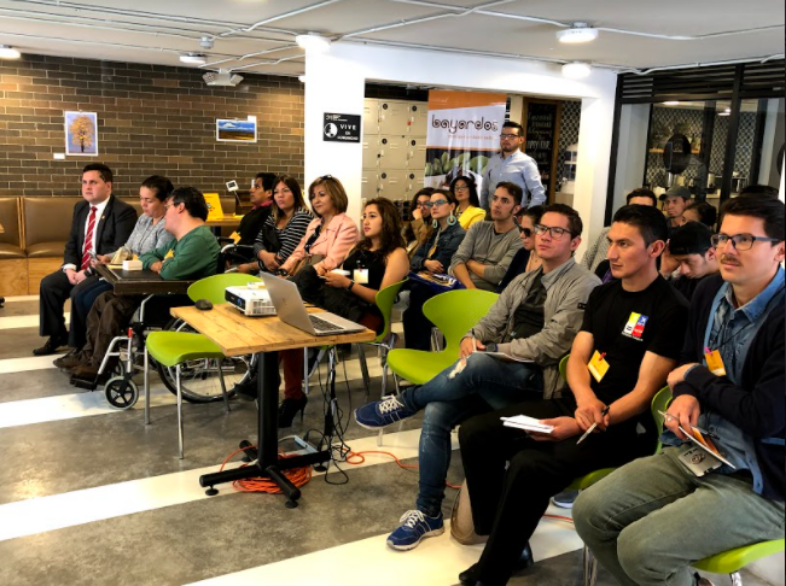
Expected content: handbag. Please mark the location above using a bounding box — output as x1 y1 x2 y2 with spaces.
261 224 282 254
451 480 488 546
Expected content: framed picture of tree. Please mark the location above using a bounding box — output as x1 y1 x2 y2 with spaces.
64 111 99 156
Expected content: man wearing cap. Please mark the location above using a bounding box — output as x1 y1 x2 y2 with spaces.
660 186 691 236
668 222 719 301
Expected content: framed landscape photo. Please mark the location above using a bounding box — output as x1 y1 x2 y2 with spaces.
216 118 257 143
65 111 99 156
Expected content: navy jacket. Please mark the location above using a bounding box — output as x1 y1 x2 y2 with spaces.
410 222 465 273
675 274 785 502
63 195 138 267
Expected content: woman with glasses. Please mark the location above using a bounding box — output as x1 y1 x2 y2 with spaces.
405 188 436 259
498 205 544 292
239 175 313 274
404 189 468 351
450 176 486 230
277 198 409 427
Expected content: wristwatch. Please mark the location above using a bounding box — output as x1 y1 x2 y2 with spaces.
347 279 355 292
485 343 498 353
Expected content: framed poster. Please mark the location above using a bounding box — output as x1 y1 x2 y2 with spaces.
216 118 257 142
65 111 99 156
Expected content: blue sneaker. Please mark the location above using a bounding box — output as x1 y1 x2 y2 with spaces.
354 395 417 429
387 510 444 551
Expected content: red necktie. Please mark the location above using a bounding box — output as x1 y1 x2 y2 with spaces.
81 206 98 271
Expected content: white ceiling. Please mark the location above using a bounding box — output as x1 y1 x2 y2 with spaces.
0 0 783 79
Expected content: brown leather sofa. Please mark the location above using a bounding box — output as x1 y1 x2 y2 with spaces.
0 196 237 296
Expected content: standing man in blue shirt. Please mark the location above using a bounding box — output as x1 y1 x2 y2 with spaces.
574 195 785 586
481 121 546 211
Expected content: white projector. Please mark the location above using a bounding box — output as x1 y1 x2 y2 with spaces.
225 286 276 317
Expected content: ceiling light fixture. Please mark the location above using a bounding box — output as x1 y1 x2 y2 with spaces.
663 101 681 106
718 107 732 117
180 53 207 65
295 33 331 53
0 45 21 59
556 22 599 44
562 61 592 79
203 70 244 87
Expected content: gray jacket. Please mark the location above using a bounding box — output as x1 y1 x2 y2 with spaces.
467 258 600 399
449 221 522 291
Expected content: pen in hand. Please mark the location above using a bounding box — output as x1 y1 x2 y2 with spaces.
576 407 610 445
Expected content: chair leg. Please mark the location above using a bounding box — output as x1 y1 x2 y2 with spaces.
357 344 371 397
216 359 230 414
731 572 743 586
177 365 184 460
303 347 309 397
144 345 151 426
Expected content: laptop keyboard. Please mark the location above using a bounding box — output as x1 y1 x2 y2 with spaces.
309 315 343 333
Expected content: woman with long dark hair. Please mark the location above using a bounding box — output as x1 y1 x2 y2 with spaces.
450 175 486 230
405 187 436 257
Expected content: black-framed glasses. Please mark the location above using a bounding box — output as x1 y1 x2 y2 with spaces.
534 224 573 240
425 199 449 208
416 201 431 208
711 233 782 251
500 133 521 140
454 186 470 192
519 227 532 237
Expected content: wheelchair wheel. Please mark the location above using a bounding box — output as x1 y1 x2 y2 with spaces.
158 318 249 403
105 377 139 410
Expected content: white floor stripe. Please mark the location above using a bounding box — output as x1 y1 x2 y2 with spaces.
0 313 69 330
189 512 582 586
0 295 40 303
0 354 66 374
0 428 436 542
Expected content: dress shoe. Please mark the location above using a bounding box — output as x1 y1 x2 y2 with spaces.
278 397 308 428
53 349 87 371
459 543 534 585
33 335 68 356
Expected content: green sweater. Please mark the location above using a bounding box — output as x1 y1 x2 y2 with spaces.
140 225 220 281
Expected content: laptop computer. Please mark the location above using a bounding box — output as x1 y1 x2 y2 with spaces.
260 273 367 336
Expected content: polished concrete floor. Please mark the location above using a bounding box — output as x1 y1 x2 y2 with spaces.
0 296 778 586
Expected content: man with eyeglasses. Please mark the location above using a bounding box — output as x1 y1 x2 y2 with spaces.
480 121 546 211
456 204 689 585
355 204 599 554
574 195 785 586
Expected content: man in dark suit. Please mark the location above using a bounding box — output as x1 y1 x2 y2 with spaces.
34 163 137 356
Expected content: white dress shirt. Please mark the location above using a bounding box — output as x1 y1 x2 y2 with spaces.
63 197 111 272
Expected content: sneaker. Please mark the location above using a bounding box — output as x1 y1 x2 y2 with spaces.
551 490 579 510
386 510 444 551
354 396 417 429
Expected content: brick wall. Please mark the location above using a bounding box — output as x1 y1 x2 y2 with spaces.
0 54 304 197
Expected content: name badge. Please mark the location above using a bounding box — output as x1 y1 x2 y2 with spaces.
588 351 610 383
354 269 369 285
677 444 722 478
164 249 175 260
704 349 727 377
229 231 241 244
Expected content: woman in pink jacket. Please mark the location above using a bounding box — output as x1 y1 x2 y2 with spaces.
278 175 359 426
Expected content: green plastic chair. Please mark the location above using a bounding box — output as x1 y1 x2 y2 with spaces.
356 279 408 399
693 539 785 585
387 289 500 385
144 273 261 459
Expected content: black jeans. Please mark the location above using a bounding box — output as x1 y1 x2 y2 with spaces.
402 281 437 351
458 397 655 586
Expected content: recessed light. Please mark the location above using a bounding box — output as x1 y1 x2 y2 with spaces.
562 61 592 79
718 107 732 117
298 75 307 83
663 101 681 106
180 53 207 65
296 33 331 53
0 45 21 59
557 23 599 44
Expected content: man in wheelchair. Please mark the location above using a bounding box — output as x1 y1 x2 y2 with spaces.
65 187 221 385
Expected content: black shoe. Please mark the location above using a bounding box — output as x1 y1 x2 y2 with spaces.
33 335 68 356
278 397 307 428
233 376 258 402
458 543 534 585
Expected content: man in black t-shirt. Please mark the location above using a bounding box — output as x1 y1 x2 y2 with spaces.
456 205 689 586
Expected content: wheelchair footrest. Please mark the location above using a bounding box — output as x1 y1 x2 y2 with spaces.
70 374 99 391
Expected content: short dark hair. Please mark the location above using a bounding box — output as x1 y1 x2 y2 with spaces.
169 186 209 222
613 204 668 246
542 203 583 237
140 175 174 202
517 204 544 224
685 201 718 228
721 195 785 241
740 184 779 198
494 181 523 206
626 188 658 206
82 163 113 184
256 172 277 192
450 175 481 208
503 121 524 135
432 188 457 207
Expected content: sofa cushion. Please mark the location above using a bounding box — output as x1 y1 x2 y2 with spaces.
26 241 67 259
0 197 21 247
23 197 83 248
0 242 24 259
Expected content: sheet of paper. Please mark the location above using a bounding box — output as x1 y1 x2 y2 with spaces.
501 415 554 434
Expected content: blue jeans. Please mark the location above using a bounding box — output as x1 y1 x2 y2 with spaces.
400 352 543 517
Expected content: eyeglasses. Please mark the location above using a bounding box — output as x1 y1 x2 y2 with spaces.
519 227 532 237
500 133 521 140
416 201 431 208
454 186 470 192
534 224 574 239
424 199 449 208
711 233 782 251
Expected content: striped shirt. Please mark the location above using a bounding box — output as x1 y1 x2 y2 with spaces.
253 209 313 271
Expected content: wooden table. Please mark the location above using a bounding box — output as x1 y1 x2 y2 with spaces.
95 264 193 296
206 216 243 237
171 303 376 506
